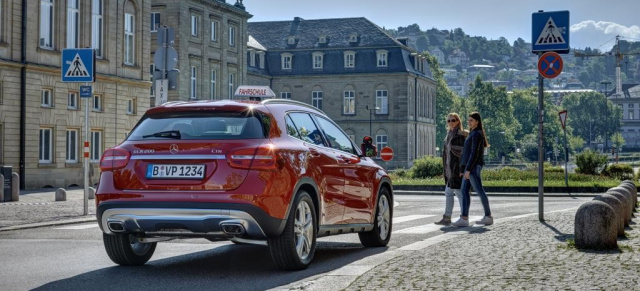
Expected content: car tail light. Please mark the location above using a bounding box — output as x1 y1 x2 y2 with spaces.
228 144 277 170
100 148 131 171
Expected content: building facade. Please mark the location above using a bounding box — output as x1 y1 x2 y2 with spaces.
248 17 437 169
149 0 251 103
609 84 640 149
0 0 151 189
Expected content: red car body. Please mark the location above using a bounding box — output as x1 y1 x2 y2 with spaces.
96 99 393 270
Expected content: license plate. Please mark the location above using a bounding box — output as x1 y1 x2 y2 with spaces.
146 164 205 179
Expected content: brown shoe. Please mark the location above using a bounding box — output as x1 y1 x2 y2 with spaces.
434 215 451 225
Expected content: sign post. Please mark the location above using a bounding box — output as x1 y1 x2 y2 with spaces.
532 10 570 222
62 48 95 216
559 110 569 190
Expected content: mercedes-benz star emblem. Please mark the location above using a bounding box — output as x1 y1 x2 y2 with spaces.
169 144 179 154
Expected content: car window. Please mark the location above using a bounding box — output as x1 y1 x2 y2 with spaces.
285 115 301 139
288 112 325 145
127 111 266 140
314 116 355 154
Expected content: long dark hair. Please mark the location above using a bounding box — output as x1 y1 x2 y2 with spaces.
469 112 489 147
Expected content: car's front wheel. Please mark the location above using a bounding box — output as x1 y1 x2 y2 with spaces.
103 233 157 266
359 187 392 247
268 190 317 270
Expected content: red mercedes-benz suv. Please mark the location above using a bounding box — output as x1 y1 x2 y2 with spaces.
96 99 393 270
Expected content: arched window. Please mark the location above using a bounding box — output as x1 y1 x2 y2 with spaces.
280 86 291 99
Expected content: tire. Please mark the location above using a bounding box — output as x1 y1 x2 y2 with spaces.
359 187 392 247
103 233 157 266
268 191 317 271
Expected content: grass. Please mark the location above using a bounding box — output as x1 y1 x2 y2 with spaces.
557 238 577 250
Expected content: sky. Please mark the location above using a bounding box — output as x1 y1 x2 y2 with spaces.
242 0 640 51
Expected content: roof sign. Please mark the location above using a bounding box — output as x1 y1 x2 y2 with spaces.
234 85 276 101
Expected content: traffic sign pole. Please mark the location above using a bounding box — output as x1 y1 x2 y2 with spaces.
538 52 544 222
83 82 89 216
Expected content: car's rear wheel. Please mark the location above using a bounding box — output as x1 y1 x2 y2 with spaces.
103 233 157 266
268 190 317 270
359 187 392 247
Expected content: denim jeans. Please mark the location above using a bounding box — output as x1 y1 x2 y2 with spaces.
444 186 462 217
460 164 492 217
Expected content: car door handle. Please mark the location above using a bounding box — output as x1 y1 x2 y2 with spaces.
309 148 321 157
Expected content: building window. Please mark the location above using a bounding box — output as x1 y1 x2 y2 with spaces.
150 12 160 32
349 33 358 43
39 128 53 163
282 53 292 70
259 52 265 69
190 14 198 36
312 91 323 109
124 13 135 65
344 51 355 68
68 92 78 109
229 26 236 46
210 69 216 100
190 66 197 99
312 52 324 69
211 20 217 42
92 94 102 111
343 90 355 114
318 36 326 44
127 99 136 114
629 103 635 108
376 135 388 157
90 130 102 162
41 89 53 107
40 0 54 49
67 0 79 48
228 73 234 98
629 110 635 120
376 90 388 114
377 50 388 67
92 0 103 57
66 129 78 163
281 92 291 99
249 50 256 67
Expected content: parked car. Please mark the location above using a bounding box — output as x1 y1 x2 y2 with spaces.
96 98 393 270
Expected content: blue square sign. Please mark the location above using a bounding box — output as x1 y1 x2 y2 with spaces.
61 48 95 82
532 10 570 53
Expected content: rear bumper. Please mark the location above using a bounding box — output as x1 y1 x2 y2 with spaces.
97 201 286 240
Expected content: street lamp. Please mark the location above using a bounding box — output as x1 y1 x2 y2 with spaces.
366 105 380 137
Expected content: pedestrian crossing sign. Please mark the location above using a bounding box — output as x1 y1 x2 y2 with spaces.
531 10 570 54
61 48 95 82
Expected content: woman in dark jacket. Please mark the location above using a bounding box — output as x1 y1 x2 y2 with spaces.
434 113 468 225
452 112 493 227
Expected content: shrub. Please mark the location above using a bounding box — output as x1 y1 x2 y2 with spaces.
410 156 443 179
602 164 634 180
499 166 520 172
575 149 608 175
393 168 409 178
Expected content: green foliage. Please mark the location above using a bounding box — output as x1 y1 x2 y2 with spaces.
575 149 608 175
562 92 622 150
602 164 634 180
611 132 625 150
424 52 463 145
409 156 443 179
499 166 519 172
393 168 409 178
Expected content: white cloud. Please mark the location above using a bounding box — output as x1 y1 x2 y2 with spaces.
570 21 640 50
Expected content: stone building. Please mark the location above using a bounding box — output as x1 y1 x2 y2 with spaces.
149 0 251 103
0 0 151 189
608 84 640 149
248 17 437 169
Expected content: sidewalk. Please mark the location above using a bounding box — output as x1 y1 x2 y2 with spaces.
345 210 640 290
0 187 96 231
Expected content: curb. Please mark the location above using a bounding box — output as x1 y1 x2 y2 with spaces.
0 216 96 232
394 190 600 198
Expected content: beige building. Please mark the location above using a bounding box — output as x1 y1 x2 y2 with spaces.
0 0 151 189
150 0 251 103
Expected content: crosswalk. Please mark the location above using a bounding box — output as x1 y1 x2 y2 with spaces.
53 224 99 230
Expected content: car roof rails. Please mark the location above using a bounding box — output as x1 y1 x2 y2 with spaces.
261 99 326 115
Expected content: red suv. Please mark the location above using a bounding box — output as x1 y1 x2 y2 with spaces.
96 99 393 270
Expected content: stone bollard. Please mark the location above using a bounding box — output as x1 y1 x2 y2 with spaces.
620 180 637 212
593 194 625 237
55 188 67 202
88 187 95 200
608 186 633 218
606 190 630 227
575 201 617 250
12 172 19 202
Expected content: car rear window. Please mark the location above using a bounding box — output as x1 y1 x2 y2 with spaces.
127 111 268 140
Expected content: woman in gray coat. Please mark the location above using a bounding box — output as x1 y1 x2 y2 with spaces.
435 113 468 225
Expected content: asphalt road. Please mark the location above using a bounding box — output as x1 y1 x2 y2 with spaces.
0 195 591 291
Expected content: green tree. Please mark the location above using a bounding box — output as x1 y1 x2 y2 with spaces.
561 92 621 149
424 52 463 146
611 132 625 151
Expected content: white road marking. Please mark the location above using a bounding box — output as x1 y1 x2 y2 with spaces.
393 216 483 234
392 214 434 224
54 224 99 230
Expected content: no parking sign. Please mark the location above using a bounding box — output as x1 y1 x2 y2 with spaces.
538 52 563 79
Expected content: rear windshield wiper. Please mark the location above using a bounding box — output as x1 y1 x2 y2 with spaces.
142 130 181 139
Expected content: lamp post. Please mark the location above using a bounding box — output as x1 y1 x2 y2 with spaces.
366 105 379 137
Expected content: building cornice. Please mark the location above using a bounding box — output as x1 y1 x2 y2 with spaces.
192 0 253 18
16 62 151 87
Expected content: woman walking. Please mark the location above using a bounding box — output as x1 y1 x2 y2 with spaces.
434 113 468 225
452 112 493 227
